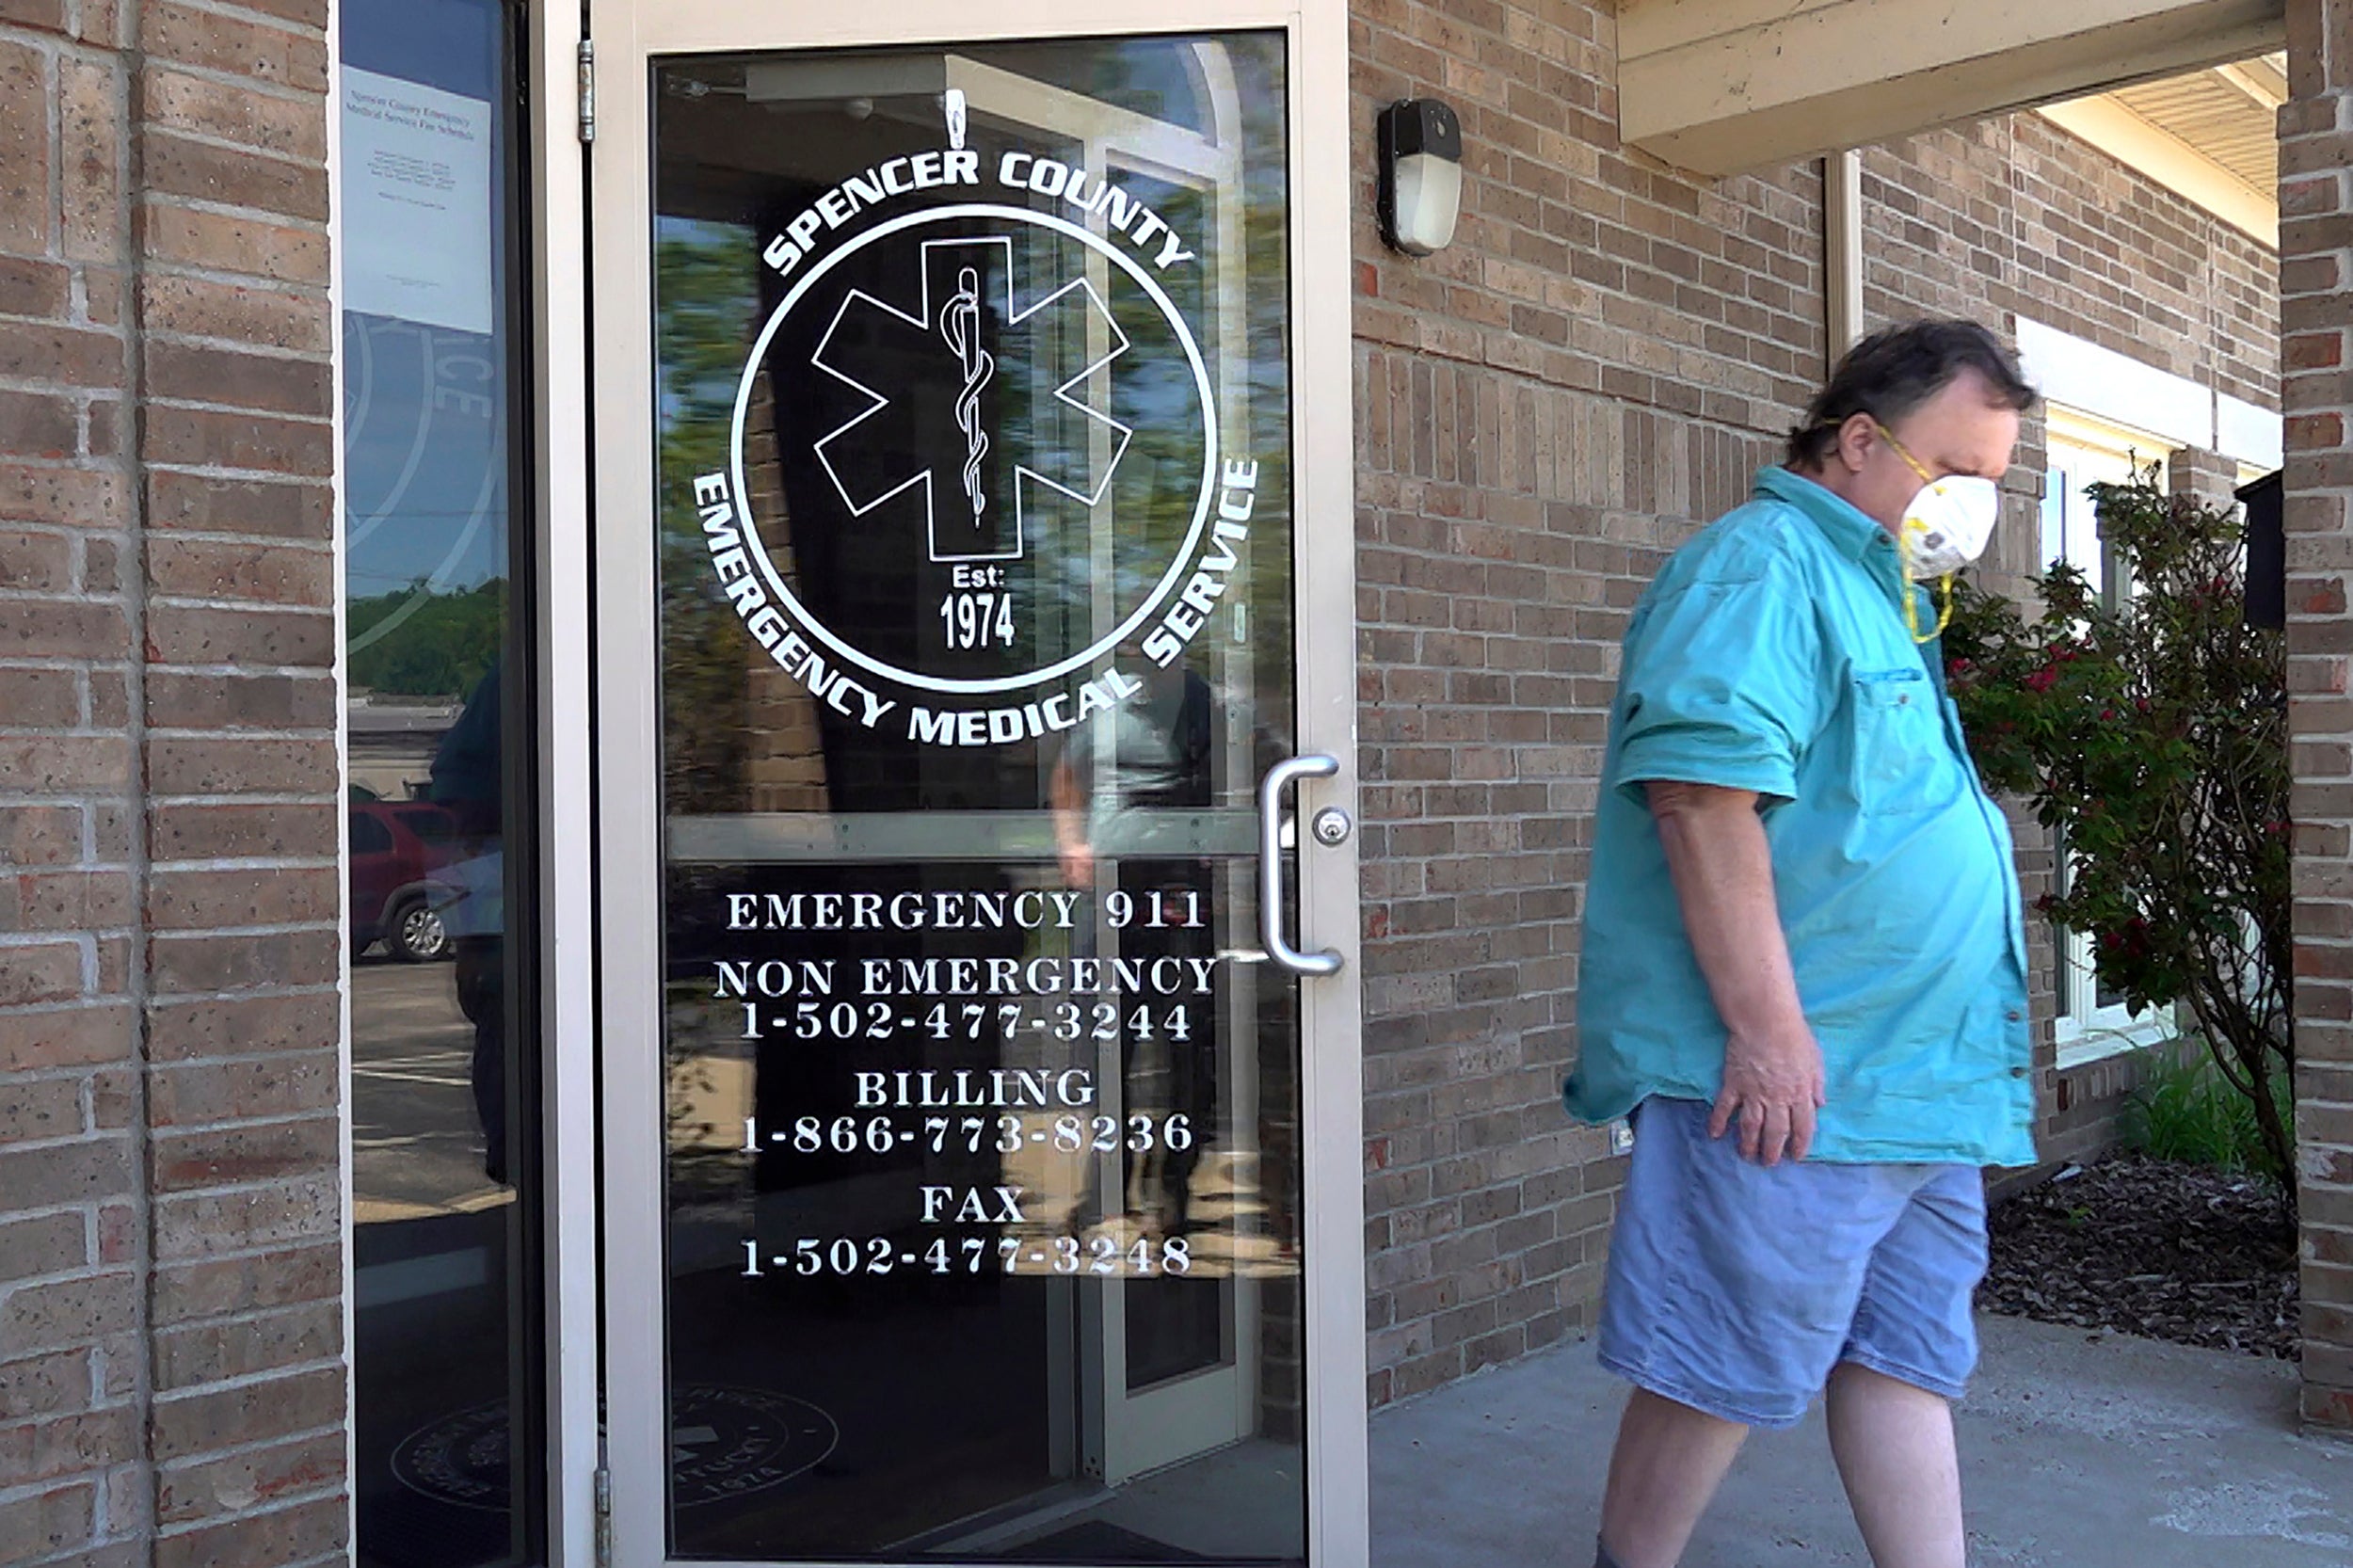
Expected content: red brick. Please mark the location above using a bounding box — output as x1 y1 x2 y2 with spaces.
3 870 133 931
0 1480 93 1563
0 943 84 1006
153 1173 336 1262
0 0 69 34
145 472 328 538
150 1051 335 1128
141 207 329 288
150 802 335 862
143 406 333 479
0 806 82 866
57 57 120 264
0 1215 85 1290
0 324 127 392
151 1492 346 1568
143 68 326 162
144 604 334 667
136 275 329 356
0 668 81 728
145 736 335 795
0 1406 137 1489
0 465 132 532
152 1116 336 1192
146 536 332 606
0 255 71 318
143 133 328 223
144 673 334 734
0 1078 80 1144
0 1004 135 1073
144 345 334 422
0 1273 136 1358
0 600 129 661
149 1240 338 1327
155 1430 342 1524
0 40 48 253
0 528 74 591
0 395 81 462
147 866 336 931
146 928 338 994
137 2 328 93
0 1139 131 1211
146 992 335 1063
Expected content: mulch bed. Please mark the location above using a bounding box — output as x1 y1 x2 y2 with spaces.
1977 1153 2300 1361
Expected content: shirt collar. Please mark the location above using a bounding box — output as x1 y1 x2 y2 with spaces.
1754 466 1892 563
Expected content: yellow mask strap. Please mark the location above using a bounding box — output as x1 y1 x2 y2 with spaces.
1893 511 1955 645
1902 573 1955 645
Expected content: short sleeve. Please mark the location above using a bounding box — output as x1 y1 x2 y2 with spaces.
1610 568 1824 808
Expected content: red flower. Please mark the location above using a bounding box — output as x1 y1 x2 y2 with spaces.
2025 665 2058 694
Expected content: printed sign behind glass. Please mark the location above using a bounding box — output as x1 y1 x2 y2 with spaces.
340 1 542 1565
653 34 1303 1563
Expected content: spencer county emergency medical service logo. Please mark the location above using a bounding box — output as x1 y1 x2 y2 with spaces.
392 1387 838 1512
688 140 1265 750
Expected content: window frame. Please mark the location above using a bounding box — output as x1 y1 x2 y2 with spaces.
2040 408 2181 1069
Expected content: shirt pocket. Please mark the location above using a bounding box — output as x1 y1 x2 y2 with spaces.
1848 667 1947 813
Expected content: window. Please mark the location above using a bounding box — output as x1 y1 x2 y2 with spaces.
2041 409 2179 1066
339 1 544 1562
349 810 396 856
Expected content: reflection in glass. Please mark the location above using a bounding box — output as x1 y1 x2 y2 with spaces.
653 33 1302 1564
341 2 540 1564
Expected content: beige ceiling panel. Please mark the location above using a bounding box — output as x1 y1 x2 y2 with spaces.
1618 0 2288 175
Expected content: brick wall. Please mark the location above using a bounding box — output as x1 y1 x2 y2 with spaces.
0 1 346 1561
1352 0 2286 1408
2281 0 2353 1434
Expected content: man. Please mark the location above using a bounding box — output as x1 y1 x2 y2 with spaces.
1564 320 2041 1568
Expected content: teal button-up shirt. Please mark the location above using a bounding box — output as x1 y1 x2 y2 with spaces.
1565 466 2036 1167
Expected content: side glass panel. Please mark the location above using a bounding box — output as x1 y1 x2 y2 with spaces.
649 34 1304 1563
340 3 544 1563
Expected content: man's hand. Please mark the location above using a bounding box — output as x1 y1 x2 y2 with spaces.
1647 779 1827 1167
1711 1020 1826 1166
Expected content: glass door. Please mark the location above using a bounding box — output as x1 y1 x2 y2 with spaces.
590 3 1360 1564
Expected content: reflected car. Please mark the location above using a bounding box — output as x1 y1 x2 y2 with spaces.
348 801 460 961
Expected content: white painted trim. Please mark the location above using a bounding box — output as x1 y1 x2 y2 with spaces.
2016 317 2211 452
2035 95 2278 247
531 0 602 1560
1824 148 1862 372
2054 1010 2175 1072
2218 392 2284 472
2020 319 2284 475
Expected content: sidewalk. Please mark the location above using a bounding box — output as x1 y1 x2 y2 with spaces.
1370 1315 2353 1567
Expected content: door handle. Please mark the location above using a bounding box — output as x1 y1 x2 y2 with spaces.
1257 754 1343 978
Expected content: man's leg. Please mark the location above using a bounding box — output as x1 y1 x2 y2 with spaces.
1595 1387 1749 1568
1825 1358 1966 1568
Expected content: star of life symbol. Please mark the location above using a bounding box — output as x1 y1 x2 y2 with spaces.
810 236 1132 564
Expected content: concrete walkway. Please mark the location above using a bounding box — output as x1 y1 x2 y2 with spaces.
1371 1315 2353 1567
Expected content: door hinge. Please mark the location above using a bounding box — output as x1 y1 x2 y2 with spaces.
577 40 596 143
593 1464 613 1567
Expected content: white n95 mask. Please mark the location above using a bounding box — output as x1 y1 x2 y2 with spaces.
1898 474 2000 581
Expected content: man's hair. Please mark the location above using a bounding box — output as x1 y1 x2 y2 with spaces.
1785 319 2038 468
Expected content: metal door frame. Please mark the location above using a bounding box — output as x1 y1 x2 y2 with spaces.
565 2 1361 1561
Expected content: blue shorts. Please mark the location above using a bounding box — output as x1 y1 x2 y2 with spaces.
1597 1096 1988 1431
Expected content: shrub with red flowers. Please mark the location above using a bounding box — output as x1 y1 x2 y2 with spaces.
1944 470 2293 1185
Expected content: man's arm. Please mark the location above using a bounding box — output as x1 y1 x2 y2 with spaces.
1646 779 1825 1165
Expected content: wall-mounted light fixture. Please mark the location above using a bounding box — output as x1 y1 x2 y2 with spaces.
1377 98 1463 256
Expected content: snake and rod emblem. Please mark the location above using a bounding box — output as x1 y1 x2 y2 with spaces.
939 264 994 523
